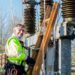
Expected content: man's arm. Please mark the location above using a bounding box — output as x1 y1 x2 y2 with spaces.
9 39 28 60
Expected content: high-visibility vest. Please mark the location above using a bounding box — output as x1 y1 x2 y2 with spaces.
5 35 27 65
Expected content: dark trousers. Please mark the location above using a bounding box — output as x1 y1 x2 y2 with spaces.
4 61 26 75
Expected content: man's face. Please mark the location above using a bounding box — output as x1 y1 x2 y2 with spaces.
15 27 25 38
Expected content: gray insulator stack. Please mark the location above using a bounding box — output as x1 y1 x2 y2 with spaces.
40 0 53 22
62 0 75 18
24 5 36 34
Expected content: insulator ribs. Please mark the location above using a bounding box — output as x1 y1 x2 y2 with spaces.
62 0 75 18
40 0 53 23
23 0 36 34
24 5 36 34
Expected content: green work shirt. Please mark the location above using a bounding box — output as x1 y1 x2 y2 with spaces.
5 35 27 65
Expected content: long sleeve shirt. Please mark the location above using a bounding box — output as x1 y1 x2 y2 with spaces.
5 35 27 65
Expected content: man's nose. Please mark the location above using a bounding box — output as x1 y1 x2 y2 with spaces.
20 30 24 34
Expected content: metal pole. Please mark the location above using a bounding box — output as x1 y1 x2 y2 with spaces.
59 39 71 75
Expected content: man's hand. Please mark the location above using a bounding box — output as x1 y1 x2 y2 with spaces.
26 56 35 65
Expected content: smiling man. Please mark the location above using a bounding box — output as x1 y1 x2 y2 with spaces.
5 24 35 75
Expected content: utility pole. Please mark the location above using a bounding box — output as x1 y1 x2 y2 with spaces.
59 38 71 75
59 0 75 75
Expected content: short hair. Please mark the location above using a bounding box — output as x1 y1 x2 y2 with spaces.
15 24 25 28
13 24 25 33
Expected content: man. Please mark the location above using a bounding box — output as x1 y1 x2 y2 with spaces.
5 24 35 75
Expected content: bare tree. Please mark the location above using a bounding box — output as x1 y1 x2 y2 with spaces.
4 16 22 43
